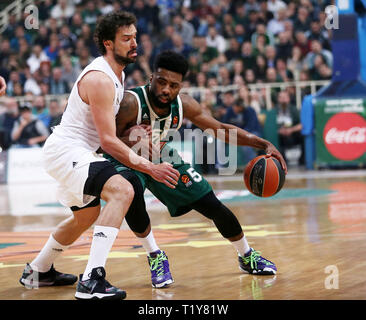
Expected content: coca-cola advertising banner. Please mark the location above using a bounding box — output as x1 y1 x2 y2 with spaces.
315 98 366 167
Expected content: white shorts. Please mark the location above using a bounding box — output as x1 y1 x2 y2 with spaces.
43 134 115 208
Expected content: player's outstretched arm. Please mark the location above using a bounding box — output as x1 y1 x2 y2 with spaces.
83 72 180 188
181 94 287 173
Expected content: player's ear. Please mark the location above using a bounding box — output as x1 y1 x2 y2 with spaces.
103 40 113 51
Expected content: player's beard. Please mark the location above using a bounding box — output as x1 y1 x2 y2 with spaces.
113 48 137 66
149 87 173 110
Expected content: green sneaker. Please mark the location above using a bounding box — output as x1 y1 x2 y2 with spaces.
239 248 277 275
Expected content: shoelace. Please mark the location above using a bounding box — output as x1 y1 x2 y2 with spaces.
149 252 167 277
241 250 272 270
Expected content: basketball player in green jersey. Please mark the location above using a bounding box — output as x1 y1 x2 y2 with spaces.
105 51 287 288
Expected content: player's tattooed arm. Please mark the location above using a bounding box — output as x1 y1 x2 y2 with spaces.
97 92 139 154
115 91 139 140
115 91 153 151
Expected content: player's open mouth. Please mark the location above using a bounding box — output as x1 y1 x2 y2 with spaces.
129 51 137 57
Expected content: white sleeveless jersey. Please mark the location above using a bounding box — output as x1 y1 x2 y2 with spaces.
52 56 125 151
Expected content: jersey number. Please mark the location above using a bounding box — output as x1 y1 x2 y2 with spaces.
187 167 202 182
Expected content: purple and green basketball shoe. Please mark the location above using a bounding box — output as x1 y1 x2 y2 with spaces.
239 248 277 275
148 250 174 288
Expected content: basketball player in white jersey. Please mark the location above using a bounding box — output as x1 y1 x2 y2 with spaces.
19 11 180 300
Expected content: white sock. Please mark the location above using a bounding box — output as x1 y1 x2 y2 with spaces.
139 230 160 254
82 225 119 281
30 234 69 272
231 235 251 257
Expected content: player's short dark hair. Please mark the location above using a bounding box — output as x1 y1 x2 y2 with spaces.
153 51 189 78
94 11 137 55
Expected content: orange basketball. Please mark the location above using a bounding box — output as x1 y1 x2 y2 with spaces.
244 155 285 197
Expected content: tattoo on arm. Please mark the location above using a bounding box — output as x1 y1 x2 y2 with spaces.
116 92 138 137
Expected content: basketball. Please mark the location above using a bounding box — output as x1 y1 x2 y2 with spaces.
244 155 285 197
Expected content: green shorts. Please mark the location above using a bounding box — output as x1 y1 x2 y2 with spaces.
105 146 212 217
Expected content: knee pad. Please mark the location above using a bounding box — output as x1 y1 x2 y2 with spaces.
190 191 242 238
120 170 150 233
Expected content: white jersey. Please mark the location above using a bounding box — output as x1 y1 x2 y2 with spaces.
52 56 125 151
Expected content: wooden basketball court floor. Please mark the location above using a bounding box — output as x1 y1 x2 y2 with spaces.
1 168 366 300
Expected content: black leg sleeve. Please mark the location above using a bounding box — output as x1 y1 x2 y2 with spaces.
190 191 243 238
120 170 150 234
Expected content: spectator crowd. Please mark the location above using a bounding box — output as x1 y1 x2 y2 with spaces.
0 0 334 167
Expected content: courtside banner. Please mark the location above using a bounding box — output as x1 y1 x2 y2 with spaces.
7 147 53 184
315 98 366 167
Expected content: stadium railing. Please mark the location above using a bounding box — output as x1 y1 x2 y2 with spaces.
180 80 330 110
0 80 331 111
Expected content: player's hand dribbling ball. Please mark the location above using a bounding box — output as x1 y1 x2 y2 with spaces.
244 155 285 197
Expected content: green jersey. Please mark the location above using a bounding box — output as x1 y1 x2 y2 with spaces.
106 85 212 216
127 85 183 147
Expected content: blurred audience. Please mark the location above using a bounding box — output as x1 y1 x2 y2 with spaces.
11 105 49 148
48 99 64 132
275 90 304 165
222 90 262 166
0 0 333 167
32 95 50 128
0 97 19 150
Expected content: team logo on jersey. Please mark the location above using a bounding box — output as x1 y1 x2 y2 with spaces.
172 116 179 128
181 174 192 187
